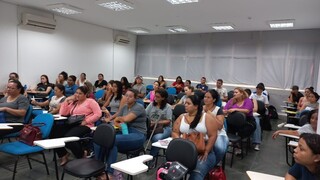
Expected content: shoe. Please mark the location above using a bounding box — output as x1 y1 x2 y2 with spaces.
96 172 108 180
254 144 260 151
147 159 156 169
235 148 242 156
60 153 70 166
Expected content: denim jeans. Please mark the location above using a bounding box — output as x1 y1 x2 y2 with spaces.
94 127 146 174
189 149 216 180
252 116 261 144
150 126 172 157
214 133 229 163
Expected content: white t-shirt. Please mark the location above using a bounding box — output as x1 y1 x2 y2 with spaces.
250 92 269 105
216 87 227 99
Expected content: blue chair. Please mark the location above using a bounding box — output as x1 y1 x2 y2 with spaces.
3 105 33 140
94 89 105 100
0 113 54 180
166 87 177 95
146 84 154 94
48 89 55 99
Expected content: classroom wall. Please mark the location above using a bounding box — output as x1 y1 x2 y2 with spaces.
0 1 136 89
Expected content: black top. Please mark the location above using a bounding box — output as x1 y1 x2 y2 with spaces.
94 80 108 89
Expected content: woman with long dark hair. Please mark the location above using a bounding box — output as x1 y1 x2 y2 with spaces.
172 95 218 179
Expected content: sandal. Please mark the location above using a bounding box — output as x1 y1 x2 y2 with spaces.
60 153 70 166
96 172 109 180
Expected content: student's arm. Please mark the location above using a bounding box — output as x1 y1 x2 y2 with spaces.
171 115 183 138
31 99 49 107
285 173 296 180
272 130 299 139
199 113 218 161
110 96 127 120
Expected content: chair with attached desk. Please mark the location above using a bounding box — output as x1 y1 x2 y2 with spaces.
165 138 198 179
61 123 116 180
0 113 54 180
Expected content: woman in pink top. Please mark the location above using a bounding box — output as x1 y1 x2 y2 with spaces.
53 86 101 165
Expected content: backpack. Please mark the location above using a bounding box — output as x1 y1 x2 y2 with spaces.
268 105 278 120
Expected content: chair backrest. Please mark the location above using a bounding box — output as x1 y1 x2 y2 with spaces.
173 104 186 121
94 124 116 161
166 87 177 95
94 89 105 100
167 95 175 105
226 111 247 127
299 114 309 126
48 89 55 99
146 84 154 93
32 113 54 139
227 90 234 100
166 138 198 171
176 92 185 100
194 90 204 100
24 105 33 124
256 100 266 115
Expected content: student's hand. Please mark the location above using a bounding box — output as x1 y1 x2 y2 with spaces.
272 130 281 139
31 100 38 105
198 151 208 161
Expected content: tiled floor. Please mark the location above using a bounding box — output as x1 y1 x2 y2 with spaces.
0 117 290 180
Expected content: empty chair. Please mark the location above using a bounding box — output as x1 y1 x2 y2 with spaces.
166 87 177 95
94 89 105 100
146 84 154 94
172 104 186 121
62 123 116 180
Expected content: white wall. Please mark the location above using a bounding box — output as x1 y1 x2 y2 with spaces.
0 1 136 89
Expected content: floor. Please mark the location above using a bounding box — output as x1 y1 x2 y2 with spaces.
0 117 290 180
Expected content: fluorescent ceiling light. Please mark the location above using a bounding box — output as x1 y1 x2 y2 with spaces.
47 3 83 15
269 20 295 29
212 23 235 31
97 0 134 11
167 26 187 33
166 0 199 5
128 28 150 34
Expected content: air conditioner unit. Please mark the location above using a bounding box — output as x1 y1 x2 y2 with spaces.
115 35 130 45
22 13 56 30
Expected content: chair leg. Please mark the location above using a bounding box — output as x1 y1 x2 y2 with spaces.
230 145 235 168
41 152 50 175
61 171 65 180
12 156 20 180
26 155 32 169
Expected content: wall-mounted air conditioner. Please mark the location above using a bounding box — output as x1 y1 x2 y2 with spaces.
21 13 56 30
115 35 130 45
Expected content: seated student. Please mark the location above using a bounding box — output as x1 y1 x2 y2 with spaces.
285 133 320 180
65 75 79 97
145 89 172 168
120 76 131 95
297 87 313 111
83 81 95 99
144 81 160 102
173 85 194 108
101 88 147 179
203 89 228 163
172 95 219 180
0 80 29 137
272 110 318 139
31 84 66 114
158 75 167 89
76 73 87 86
53 86 101 165
215 79 228 102
171 76 184 94
288 85 304 104
3 72 21 97
249 84 269 107
184 79 191 87
298 91 319 112
26 74 54 98
245 88 263 151
132 75 146 99
196 77 209 93
56 71 68 86
97 80 114 107
94 73 108 91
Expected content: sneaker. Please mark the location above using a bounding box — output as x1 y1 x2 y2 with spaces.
147 159 156 169
235 148 242 155
254 144 260 151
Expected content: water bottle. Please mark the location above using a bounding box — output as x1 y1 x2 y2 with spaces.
120 123 129 135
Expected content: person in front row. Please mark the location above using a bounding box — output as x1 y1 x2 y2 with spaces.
272 110 318 139
54 86 101 166
172 95 218 180
285 133 320 180
0 80 29 137
145 89 172 168
101 88 147 179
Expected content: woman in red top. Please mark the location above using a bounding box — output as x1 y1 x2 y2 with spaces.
171 76 184 94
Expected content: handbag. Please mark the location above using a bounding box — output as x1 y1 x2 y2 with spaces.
206 166 226 180
19 123 43 146
66 102 85 125
182 131 206 154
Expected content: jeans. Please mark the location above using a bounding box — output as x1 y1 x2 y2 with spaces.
150 126 172 157
189 149 216 180
252 116 261 144
214 133 229 163
95 127 146 174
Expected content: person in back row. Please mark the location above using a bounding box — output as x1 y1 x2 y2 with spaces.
132 75 146 99
56 71 68 86
196 77 208 93
26 74 54 98
95 73 108 91
172 76 184 94
65 75 78 97
288 85 304 104
215 79 228 102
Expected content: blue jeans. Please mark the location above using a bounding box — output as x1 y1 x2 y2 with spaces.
252 116 261 144
96 127 146 174
189 149 216 180
214 133 229 163
150 126 172 157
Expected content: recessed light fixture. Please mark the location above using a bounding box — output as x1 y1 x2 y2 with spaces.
166 0 199 5
167 26 188 33
47 3 83 15
212 23 235 31
269 19 295 29
128 27 150 34
97 0 134 11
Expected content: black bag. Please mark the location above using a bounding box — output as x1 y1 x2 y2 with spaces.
67 115 85 125
268 105 278 119
260 115 272 131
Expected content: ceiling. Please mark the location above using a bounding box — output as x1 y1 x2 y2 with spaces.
2 0 320 35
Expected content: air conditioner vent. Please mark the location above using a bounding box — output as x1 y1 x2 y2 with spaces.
115 35 130 45
22 13 56 30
